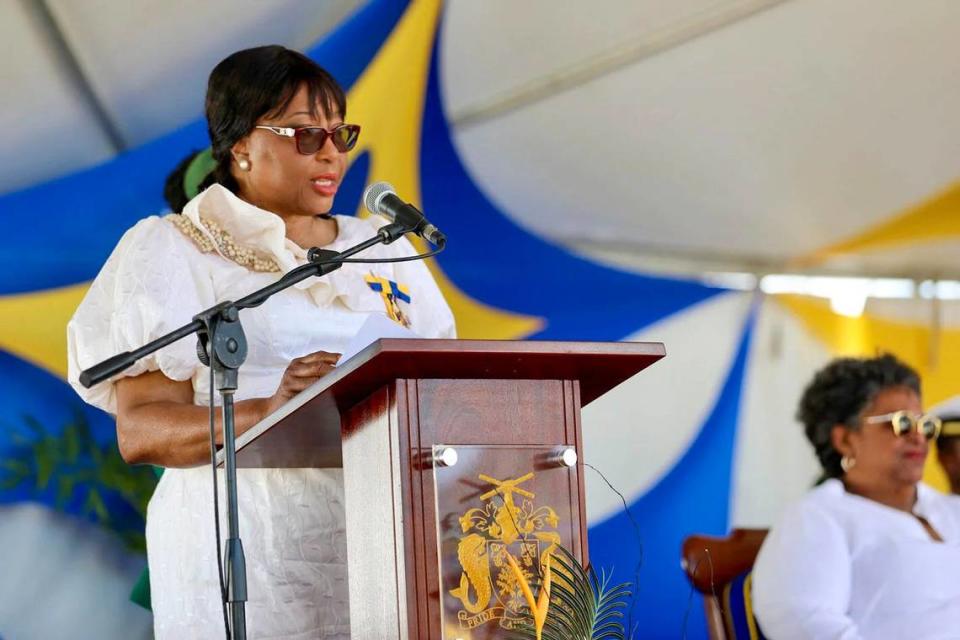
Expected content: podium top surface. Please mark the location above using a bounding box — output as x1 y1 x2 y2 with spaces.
232 339 664 468
332 338 664 406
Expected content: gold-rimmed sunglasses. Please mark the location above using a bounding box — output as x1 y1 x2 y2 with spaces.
862 410 942 440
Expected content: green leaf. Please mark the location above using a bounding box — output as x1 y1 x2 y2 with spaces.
84 488 109 522
63 421 81 463
545 598 579 631
531 545 632 640
34 447 54 489
551 587 590 630
0 475 25 490
542 617 578 640
592 621 625 637
0 458 31 476
4 411 158 554
21 415 45 437
56 475 74 508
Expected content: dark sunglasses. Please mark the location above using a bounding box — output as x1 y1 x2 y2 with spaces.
254 123 361 154
862 410 942 440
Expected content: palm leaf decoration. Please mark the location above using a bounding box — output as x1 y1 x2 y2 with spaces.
511 545 631 640
0 410 158 552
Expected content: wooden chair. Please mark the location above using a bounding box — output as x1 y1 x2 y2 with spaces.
681 529 769 640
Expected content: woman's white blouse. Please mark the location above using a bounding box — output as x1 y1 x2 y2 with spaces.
752 478 960 640
66 185 455 639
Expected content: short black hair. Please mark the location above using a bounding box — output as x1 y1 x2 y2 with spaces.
200 45 346 193
797 354 920 480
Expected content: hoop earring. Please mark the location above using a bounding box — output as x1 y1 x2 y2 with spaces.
841 455 856 473
238 158 250 171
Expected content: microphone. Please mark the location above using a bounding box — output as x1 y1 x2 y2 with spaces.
363 182 446 246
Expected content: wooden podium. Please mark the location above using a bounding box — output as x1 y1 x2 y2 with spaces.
233 339 664 639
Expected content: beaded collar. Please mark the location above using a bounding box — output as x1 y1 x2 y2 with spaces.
168 185 394 314
170 184 314 274
167 213 281 273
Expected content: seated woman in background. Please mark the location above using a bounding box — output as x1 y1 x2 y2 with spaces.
752 354 960 640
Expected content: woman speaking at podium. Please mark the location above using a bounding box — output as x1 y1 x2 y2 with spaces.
67 46 455 639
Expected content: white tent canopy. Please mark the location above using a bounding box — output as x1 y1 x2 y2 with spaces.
5 0 959 278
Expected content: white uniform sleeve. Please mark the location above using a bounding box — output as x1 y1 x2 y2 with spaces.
67 216 214 414
751 498 863 640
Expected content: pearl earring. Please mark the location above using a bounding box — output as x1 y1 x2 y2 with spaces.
841 455 856 473
238 158 250 171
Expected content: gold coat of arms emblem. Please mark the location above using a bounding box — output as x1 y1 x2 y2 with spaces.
448 472 562 631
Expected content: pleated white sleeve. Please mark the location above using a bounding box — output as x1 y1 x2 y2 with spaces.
67 216 213 414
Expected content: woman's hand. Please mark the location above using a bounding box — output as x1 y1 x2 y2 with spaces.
266 350 341 414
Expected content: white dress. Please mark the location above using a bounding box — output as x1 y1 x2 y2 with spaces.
752 478 960 640
67 185 456 639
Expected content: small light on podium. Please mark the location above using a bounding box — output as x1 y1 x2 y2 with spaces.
432 446 459 468
551 447 578 468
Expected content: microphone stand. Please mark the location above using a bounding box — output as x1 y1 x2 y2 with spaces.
79 221 413 640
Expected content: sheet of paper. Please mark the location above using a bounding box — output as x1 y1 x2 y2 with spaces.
337 313 420 366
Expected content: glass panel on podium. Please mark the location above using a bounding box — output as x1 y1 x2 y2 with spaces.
432 444 579 639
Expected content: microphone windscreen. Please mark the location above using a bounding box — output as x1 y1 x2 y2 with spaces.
362 181 395 216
